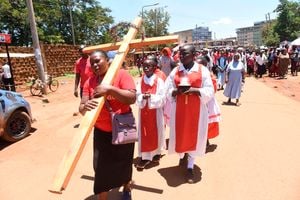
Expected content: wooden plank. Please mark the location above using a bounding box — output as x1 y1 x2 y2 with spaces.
82 35 179 53
49 17 142 194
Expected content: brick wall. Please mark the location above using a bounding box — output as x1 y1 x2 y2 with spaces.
0 44 79 85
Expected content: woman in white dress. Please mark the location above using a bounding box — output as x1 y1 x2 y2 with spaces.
223 53 246 106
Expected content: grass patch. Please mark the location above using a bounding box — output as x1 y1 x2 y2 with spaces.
63 73 75 78
128 67 140 77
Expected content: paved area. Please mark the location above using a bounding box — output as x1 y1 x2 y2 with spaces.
0 75 300 200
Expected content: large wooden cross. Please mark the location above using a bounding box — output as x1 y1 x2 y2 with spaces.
83 35 179 53
49 17 178 194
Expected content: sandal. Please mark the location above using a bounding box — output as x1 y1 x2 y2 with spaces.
136 159 151 169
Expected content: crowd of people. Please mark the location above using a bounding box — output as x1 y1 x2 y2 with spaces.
207 45 299 80
74 42 299 200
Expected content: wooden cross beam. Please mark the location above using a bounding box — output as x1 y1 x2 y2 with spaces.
82 35 179 53
49 17 142 194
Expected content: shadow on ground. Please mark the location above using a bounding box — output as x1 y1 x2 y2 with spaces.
157 165 202 187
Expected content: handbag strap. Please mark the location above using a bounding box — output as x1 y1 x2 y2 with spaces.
105 100 133 115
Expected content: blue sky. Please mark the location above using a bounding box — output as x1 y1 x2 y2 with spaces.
98 0 280 39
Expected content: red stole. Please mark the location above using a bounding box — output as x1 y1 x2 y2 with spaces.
208 122 219 139
211 74 217 92
140 75 159 152
208 74 219 139
174 66 202 152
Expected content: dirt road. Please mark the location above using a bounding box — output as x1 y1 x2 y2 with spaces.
0 75 300 200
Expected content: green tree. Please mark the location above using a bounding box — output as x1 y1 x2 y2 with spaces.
140 7 170 38
274 0 300 41
0 0 114 45
262 20 280 47
70 0 114 45
0 0 31 45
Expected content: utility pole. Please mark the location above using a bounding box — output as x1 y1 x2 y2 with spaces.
26 0 47 94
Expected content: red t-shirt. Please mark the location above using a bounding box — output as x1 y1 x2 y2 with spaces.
82 69 136 132
74 57 92 87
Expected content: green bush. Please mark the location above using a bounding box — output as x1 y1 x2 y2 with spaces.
128 67 140 77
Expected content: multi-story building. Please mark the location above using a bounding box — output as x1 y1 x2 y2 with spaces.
236 21 267 47
173 26 212 45
192 26 212 42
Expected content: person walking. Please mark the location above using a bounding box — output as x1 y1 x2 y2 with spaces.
74 45 92 98
165 44 214 183
278 48 290 79
136 55 166 169
223 53 246 106
216 50 228 90
1 62 15 91
79 50 136 200
159 47 174 77
290 46 299 76
196 56 221 147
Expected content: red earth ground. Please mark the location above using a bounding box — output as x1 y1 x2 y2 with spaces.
0 71 300 200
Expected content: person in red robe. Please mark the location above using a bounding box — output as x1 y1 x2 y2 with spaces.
136 55 166 169
196 56 221 148
165 44 214 183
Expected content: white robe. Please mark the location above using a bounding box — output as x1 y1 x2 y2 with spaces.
165 63 214 157
136 74 166 160
207 94 221 123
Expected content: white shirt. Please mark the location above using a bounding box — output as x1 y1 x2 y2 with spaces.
2 64 11 79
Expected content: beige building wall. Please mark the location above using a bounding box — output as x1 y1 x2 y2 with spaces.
173 29 193 44
236 21 267 47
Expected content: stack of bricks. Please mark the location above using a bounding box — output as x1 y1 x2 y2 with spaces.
0 44 79 86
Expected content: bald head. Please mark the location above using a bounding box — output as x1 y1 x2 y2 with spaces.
180 44 196 54
179 44 196 68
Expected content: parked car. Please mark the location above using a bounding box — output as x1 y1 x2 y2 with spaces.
0 89 33 142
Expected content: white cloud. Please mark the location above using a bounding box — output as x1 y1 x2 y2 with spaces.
212 17 233 25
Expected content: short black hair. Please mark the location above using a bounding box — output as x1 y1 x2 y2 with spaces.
146 55 158 65
196 56 208 66
91 50 109 60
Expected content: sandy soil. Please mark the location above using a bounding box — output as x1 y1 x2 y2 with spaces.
0 73 300 200
258 74 300 102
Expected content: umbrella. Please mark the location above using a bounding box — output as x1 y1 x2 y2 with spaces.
291 37 300 46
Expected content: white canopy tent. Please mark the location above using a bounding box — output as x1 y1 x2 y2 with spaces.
291 37 300 46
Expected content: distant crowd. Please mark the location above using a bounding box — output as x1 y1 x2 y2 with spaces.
135 44 300 80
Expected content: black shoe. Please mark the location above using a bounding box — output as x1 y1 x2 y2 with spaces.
122 191 132 200
152 154 161 163
179 153 188 166
206 139 210 147
186 168 195 184
136 159 151 169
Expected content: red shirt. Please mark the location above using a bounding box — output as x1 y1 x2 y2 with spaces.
82 69 136 132
74 57 92 87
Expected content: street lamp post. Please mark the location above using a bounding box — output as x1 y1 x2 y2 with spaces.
141 3 159 21
68 0 75 45
139 2 159 76
141 3 159 39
